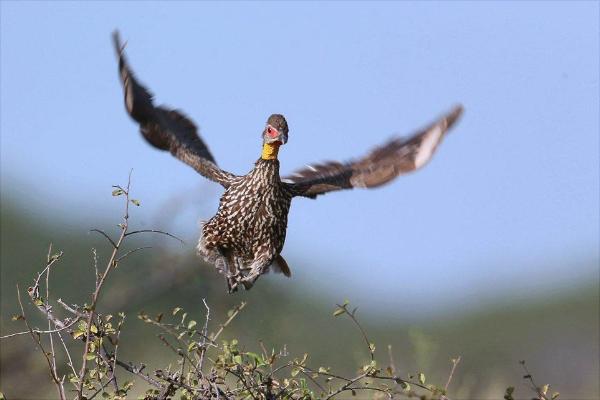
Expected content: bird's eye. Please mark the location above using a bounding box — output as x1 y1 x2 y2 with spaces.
267 127 272 134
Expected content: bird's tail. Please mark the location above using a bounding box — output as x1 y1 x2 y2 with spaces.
271 255 292 277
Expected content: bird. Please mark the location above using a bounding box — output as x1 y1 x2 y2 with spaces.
112 31 464 292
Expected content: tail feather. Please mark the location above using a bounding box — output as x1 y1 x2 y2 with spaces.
272 255 292 277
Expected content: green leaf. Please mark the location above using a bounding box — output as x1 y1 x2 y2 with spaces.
246 352 263 364
11 314 24 321
400 381 410 391
291 367 300 377
172 307 182 316
90 324 98 334
418 372 426 384
551 392 560 400
86 353 96 361
541 385 549 395
318 367 328 373
187 320 197 330
369 343 376 353
333 308 345 317
72 330 85 339
233 355 242 364
112 189 124 196
130 199 141 206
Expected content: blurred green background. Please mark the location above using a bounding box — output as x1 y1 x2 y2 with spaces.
1 192 598 399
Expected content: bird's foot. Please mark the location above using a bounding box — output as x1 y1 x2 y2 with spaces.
214 256 228 275
226 270 242 293
240 274 258 290
239 263 264 290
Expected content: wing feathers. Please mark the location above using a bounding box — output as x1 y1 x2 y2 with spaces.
112 31 235 187
284 105 463 198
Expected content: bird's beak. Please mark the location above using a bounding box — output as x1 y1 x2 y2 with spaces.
265 125 287 145
279 133 288 145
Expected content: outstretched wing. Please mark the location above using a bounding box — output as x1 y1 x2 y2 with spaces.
112 31 236 188
283 105 463 198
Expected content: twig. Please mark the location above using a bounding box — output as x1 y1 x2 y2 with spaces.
520 360 549 400
158 334 199 374
89 229 117 249
57 298 86 318
44 247 66 400
345 386 392 399
226 367 259 400
197 298 211 374
57 330 78 380
116 246 152 262
300 366 352 383
0 318 80 339
110 313 125 390
387 344 397 375
78 172 133 399
92 248 99 288
301 369 326 393
335 303 374 361
444 356 461 392
371 374 431 392
30 249 63 299
324 371 369 400
115 359 162 388
16 285 65 399
210 302 246 342
124 229 185 245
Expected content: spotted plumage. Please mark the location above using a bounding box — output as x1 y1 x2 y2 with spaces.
113 31 464 292
198 158 293 290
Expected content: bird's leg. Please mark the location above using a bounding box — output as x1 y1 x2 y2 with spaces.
240 256 273 290
214 248 241 293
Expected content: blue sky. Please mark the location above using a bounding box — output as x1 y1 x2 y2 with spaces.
1 2 598 315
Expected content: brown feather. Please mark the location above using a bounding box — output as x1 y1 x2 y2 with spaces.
112 31 236 188
283 105 463 198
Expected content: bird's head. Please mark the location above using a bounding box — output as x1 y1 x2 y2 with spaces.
262 114 288 146
261 114 288 160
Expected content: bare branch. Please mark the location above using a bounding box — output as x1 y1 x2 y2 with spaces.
16 285 65 399
0 318 80 339
124 229 185 245
115 360 162 388
444 356 461 392
45 246 66 400
78 173 133 399
211 302 246 342
115 246 152 263
89 229 117 249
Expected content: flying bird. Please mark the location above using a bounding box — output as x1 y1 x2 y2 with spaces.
112 32 463 292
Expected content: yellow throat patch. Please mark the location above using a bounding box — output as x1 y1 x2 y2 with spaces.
261 142 280 160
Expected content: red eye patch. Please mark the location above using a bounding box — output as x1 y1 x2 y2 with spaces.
267 125 279 138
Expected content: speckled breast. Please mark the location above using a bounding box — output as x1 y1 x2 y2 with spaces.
202 159 292 263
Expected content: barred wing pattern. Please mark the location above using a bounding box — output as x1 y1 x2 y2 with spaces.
113 32 236 188
283 105 463 198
